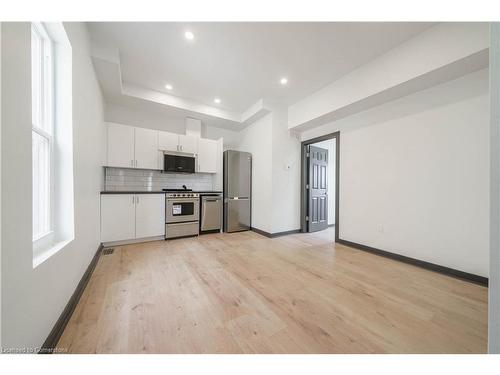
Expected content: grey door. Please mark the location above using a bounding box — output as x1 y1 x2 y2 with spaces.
308 145 328 232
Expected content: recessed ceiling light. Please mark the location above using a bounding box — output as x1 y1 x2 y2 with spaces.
165 84 173 91
184 31 194 40
280 77 288 85
214 98 221 104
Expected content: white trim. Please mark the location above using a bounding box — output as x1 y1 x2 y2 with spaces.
33 238 74 269
32 229 53 243
31 22 55 242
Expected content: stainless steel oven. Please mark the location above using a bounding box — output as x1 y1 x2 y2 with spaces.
166 196 199 223
165 192 199 239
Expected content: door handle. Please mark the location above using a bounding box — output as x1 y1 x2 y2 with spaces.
136 196 139 204
131 159 134 166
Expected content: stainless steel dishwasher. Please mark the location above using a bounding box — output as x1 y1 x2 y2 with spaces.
200 194 222 234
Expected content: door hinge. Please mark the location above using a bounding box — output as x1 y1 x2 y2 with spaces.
306 184 309 189
306 152 310 157
305 216 309 221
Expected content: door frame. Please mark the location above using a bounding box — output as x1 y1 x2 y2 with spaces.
300 131 340 242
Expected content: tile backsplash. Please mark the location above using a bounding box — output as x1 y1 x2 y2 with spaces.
104 167 215 191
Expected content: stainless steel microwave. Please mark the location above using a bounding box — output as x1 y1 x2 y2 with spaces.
163 154 196 173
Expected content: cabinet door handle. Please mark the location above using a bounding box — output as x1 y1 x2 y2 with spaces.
136 196 139 204
131 159 134 166
132 196 135 204
180 145 183 151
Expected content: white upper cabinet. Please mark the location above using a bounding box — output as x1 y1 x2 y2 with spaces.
106 123 135 168
105 123 159 170
197 138 218 173
179 135 198 154
159 131 198 154
135 127 158 170
135 194 165 238
158 131 179 152
106 122 220 173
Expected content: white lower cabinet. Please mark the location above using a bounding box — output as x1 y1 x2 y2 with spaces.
135 194 165 238
101 193 165 243
101 194 136 243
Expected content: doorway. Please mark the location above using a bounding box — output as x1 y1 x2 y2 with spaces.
300 132 340 241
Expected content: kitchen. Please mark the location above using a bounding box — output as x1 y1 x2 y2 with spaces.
100 118 252 245
0 18 496 358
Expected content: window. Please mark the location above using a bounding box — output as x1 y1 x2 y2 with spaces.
31 22 74 267
31 23 54 241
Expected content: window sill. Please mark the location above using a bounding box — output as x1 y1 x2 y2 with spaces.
33 230 53 243
33 237 74 269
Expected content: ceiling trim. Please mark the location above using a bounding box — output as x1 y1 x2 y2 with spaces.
90 42 270 129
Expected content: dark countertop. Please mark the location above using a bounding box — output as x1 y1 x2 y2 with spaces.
100 191 165 194
100 190 222 194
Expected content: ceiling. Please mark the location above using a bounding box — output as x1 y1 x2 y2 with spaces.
87 22 436 113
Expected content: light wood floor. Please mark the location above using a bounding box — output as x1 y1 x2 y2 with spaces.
57 228 488 353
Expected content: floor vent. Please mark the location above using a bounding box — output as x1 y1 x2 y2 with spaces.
102 248 114 255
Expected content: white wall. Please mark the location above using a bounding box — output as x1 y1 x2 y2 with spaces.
289 23 489 130
489 22 500 354
235 113 273 233
203 125 240 149
270 107 301 233
1 22 105 349
312 139 336 225
302 69 489 277
105 102 185 133
0 21 3 349
105 102 241 147
233 107 302 235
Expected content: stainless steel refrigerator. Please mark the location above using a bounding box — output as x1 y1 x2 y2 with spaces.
223 150 252 232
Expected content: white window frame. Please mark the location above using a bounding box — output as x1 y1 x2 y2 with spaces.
32 22 55 243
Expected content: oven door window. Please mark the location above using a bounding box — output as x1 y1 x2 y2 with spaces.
172 202 194 216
